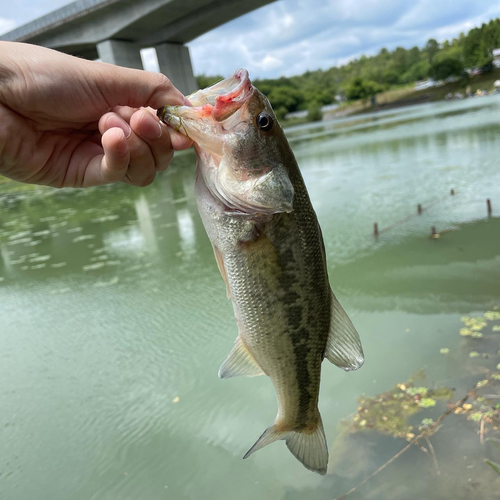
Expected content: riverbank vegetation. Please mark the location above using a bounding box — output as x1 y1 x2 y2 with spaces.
198 17 500 120
334 309 500 498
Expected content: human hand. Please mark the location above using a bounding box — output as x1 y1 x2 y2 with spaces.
0 42 193 188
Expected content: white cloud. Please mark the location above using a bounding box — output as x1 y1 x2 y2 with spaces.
258 54 284 71
2 0 500 79
188 0 500 79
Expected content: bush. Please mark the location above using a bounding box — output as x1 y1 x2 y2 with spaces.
346 78 383 101
429 54 464 81
307 101 323 122
274 106 288 120
196 75 223 89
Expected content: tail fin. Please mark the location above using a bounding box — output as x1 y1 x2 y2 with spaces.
243 417 329 475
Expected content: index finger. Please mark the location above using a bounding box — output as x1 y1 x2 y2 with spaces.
92 63 186 109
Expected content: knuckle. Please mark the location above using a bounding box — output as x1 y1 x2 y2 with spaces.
136 173 155 187
149 73 184 106
156 150 174 171
154 73 174 91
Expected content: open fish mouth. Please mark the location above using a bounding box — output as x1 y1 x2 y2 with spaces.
157 69 254 127
186 69 253 108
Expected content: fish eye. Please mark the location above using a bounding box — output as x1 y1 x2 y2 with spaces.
256 112 274 132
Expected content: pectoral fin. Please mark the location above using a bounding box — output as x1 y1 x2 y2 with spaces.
212 245 230 299
325 291 364 371
218 336 265 378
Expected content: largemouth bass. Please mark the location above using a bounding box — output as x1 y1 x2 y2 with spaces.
158 69 364 475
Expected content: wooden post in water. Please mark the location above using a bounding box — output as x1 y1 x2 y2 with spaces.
417 204 422 214
431 226 437 237
373 223 379 237
450 188 455 195
487 199 492 217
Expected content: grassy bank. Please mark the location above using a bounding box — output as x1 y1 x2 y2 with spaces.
319 68 500 120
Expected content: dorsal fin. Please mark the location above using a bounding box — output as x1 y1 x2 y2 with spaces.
324 291 364 371
218 336 265 378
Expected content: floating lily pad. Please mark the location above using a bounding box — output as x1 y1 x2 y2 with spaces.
484 311 500 321
418 398 436 408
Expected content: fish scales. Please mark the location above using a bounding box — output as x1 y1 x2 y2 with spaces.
158 69 364 475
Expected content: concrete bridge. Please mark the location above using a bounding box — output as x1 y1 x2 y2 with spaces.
0 0 275 94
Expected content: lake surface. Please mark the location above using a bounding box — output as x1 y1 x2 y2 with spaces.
1 95 500 500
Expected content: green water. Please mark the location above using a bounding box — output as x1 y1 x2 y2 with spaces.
1 96 500 500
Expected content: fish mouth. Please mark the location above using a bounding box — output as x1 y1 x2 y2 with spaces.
157 69 254 128
187 69 253 109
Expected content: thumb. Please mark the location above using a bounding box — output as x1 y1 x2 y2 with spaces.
92 61 186 109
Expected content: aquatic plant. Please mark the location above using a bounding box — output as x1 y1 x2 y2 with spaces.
485 440 500 477
338 307 500 499
350 373 453 440
460 311 500 338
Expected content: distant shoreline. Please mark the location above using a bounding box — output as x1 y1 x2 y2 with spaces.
321 67 500 121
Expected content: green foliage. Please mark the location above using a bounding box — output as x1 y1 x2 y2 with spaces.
486 460 500 476
418 398 436 408
349 373 453 440
406 387 428 397
266 85 304 114
346 78 382 101
462 19 500 68
195 17 500 118
307 101 323 122
401 60 431 83
195 74 223 90
274 106 288 120
430 53 464 80
425 39 440 63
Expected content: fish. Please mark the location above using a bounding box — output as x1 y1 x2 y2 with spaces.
157 69 364 475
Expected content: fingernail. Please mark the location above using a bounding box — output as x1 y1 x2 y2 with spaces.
116 131 129 156
140 114 162 140
107 115 131 138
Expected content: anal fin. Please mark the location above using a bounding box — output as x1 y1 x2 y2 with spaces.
325 291 364 371
218 336 265 378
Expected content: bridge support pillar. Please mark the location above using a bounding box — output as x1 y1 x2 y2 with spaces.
154 43 197 96
97 40 143 70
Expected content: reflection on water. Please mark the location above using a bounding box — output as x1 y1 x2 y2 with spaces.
1 96 500 499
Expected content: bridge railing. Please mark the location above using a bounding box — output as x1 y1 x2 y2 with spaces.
0 0 119 41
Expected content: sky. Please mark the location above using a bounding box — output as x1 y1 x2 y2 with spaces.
2 0 500 79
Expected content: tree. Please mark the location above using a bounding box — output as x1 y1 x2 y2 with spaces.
267 86 304 114
346 78 382 101
382 68 400 85
429 54 464 80
196 75 223 89
425 39 439 63
401 61 430 83
307 101 323 122
194 15 500 120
